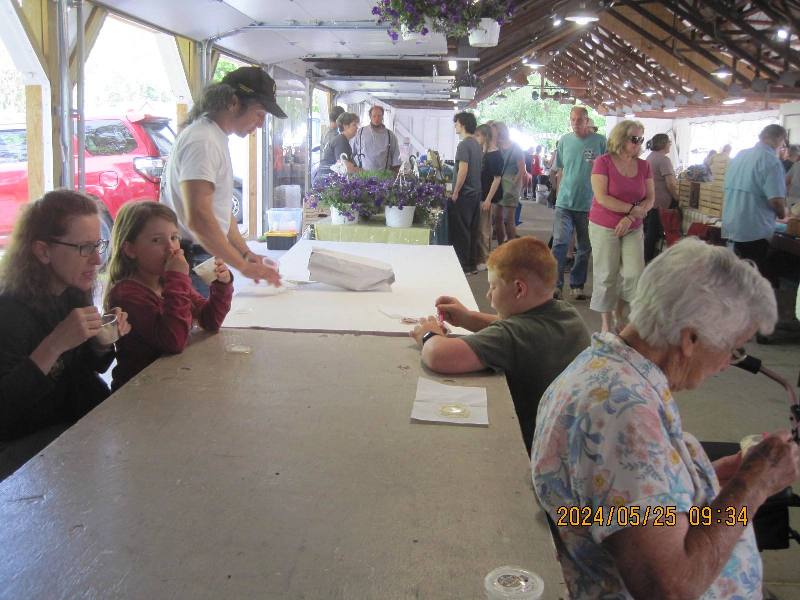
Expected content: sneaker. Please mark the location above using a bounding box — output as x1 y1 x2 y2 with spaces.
570 287 589 301
553 288 562 300
476 263 487 271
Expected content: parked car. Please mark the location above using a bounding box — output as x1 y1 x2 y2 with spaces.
0 112 175 244
0 112 246 246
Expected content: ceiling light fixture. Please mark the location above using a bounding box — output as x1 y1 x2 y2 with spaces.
642 90 656 97
602 98 614 104
565 3 599 25
553 14 563 27
663 107 678 113
712 66 732 78
527 60 543 69
448 60 457 71
777 27 790 41
722 96 746 105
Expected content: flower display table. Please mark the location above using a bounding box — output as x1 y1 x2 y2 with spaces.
314 217 431 245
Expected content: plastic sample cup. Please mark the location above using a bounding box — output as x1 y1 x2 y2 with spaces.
484 566 544 600
96 313 119 345
193 256 218 285
740 434 763 457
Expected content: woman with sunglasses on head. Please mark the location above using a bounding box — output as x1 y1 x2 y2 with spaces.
588 120 655 333
0 190 130 481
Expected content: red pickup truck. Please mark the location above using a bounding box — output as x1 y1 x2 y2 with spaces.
0 112 174 244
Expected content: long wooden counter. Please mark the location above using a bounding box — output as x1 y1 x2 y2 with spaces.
0 329 564 599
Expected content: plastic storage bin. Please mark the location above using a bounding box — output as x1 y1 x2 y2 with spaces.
266 208 302 234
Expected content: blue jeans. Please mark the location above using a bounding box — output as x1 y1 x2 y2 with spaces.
552 207 591 289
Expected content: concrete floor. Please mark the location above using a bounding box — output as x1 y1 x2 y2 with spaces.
465 200 800 599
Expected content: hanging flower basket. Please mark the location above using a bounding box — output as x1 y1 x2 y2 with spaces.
372 1 515 41
468 17 501 47
458 86 477 100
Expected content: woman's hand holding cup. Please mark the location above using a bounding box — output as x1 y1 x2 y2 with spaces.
49 307 103 353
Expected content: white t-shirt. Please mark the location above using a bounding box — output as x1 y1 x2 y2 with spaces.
161 116 233 243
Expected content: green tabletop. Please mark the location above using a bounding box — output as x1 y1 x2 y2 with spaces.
314 217 430 245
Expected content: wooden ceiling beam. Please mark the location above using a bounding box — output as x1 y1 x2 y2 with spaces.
565 45 648 99
477 24 585 80
578 33 677 97
556 50 635 104
687 0 800 69
600 10 727 98
624 2 767 82
590 29 690 95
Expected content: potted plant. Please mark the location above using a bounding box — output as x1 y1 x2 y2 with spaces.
383 178 448 228
371 0 514 43
304 172 386 225
455 71 481 100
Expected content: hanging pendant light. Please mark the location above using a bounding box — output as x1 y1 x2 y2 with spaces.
565 2 599 25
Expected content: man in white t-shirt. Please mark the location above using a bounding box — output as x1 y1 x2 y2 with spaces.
161 66 286 286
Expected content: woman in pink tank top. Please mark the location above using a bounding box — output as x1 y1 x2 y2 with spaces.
588 120 655 333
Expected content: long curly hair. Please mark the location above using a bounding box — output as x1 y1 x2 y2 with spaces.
104 201 178 309
183 82 264 127
0 189 99 312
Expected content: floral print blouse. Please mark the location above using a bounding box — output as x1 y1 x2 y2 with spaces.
531 333 762 599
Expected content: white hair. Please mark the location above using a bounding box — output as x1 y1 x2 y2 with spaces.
629 238 777 350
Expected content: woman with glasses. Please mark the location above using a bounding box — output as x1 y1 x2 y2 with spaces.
588 120 655 333
0 190 130 481
532 239 798 600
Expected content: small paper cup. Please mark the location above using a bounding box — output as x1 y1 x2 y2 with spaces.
193 256 218 285
96 313 119 345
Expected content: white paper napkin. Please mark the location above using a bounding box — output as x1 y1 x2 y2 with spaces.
308 248 395 291
410 377 488 426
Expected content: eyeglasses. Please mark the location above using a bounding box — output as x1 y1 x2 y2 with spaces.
729 347 747 365
48 238 109 257
629 136 645 145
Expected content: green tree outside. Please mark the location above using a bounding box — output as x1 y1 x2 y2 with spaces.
475 75 605 150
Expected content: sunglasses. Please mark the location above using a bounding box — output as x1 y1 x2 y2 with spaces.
629 136 645 145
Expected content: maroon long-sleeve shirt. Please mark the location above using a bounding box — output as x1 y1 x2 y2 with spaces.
109 271 233 390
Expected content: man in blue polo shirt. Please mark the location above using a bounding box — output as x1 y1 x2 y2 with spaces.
553 106 606 300
722 124 787 284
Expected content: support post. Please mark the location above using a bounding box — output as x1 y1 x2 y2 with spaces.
55 0 71 189
25 84 45 200
305 78 313 198
74 0 84 192
247 130 257 239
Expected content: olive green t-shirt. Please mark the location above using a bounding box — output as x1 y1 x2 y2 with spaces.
462 300 590 454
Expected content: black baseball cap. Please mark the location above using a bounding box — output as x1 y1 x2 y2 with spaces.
221 66 288 119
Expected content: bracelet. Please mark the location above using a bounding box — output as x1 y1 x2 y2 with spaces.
626 204 635 215
421 331 440 345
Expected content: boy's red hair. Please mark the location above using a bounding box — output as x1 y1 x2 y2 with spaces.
486 236 557 288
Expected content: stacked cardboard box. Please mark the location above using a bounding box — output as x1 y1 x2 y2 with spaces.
677 155 728 219
697 155 728 218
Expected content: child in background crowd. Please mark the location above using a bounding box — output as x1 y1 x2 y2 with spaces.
105 202 233 390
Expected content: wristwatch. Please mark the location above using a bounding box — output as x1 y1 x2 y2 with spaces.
421 331 440 345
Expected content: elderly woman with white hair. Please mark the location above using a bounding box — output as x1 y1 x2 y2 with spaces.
532 238 799 599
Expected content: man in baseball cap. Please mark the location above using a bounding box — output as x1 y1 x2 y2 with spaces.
221 66 288 119
161 66 289 291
